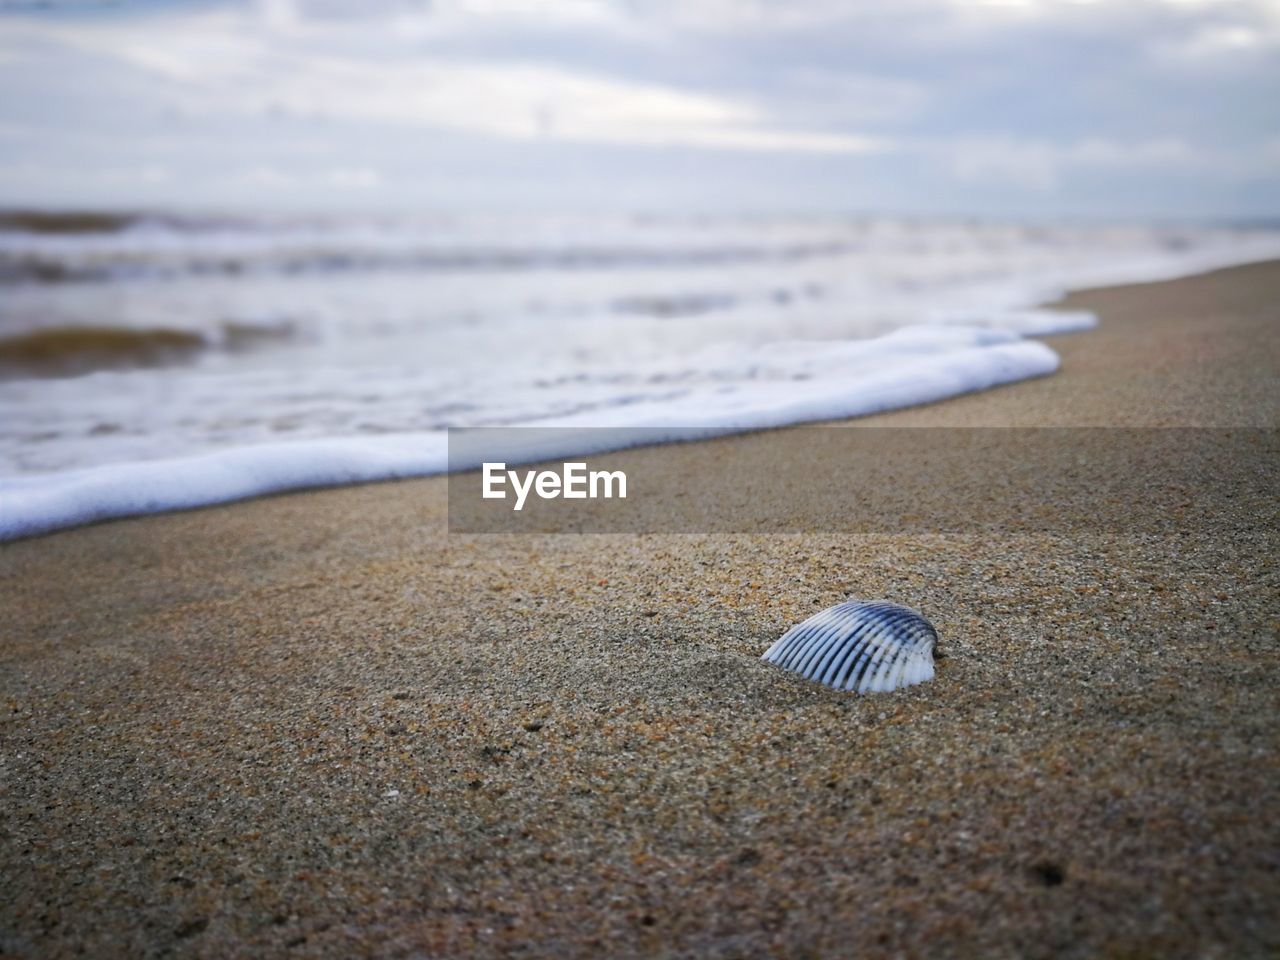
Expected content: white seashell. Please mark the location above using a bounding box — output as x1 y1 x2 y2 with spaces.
762 600 937 694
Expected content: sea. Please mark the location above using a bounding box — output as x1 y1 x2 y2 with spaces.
2 210 1278 538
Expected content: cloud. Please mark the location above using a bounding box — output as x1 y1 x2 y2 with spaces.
1155 18 1280 62
323 166 382 188
944 136 1200 190
13 10 887 155
0 0 1275 215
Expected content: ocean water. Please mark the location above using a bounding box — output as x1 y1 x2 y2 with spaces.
2 211 1278 538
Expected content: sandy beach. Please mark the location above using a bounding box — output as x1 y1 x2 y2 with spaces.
2 260 1277 958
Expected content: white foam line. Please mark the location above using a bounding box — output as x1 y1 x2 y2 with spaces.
0 327 1059 540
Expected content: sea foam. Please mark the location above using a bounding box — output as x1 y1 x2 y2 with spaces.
0 323 1056 539
2 214 1279 539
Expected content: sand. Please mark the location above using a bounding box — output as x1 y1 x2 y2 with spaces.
1 261 1277 958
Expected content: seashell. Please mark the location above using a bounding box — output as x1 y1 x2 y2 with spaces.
762 600 937 694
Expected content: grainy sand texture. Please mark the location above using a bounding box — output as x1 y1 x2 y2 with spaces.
2 261 1278 958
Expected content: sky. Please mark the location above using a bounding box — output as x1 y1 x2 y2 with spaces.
0 0 1277 219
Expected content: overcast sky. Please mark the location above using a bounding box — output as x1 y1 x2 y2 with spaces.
0 0 1277 218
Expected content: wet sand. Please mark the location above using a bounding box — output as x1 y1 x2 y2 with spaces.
2 260 1277 958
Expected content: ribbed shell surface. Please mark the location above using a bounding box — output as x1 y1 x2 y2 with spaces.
762 600 937 693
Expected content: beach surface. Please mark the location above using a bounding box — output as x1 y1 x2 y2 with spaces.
2 261 1278 958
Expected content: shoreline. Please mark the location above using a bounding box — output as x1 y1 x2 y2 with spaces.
3 256 1278 543
1 260 1277 958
